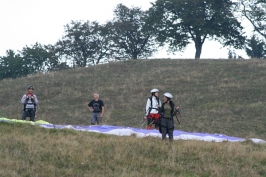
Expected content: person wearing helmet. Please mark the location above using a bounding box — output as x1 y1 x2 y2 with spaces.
159 92 179 141
21 85 39 121
144 88 162 129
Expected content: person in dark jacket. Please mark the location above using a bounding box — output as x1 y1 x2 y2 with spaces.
159 92 179 141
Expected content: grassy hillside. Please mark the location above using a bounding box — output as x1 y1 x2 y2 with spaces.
1 59 266 140
1 123 266 177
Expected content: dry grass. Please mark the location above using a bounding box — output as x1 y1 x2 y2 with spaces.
1 59 266 140
0 123 266 177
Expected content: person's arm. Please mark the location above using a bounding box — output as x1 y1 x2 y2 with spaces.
88 101 93 112
21 94 26 104
100 106 104 117
158 99 162 108
144 98 151 119
157 99 162 113
146 98 151 115
88 106 93 112
172 104 180 116
33 94 38 105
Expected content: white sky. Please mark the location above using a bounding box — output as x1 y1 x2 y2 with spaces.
0 0 253 59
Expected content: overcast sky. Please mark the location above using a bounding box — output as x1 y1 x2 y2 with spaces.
0 0 252 59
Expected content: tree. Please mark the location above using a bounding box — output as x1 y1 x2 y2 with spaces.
240 0 266 39
245 35 266 58
148 0 246 59
0 50 25 80
55 21 113 67
109 4 158 59
0 44 61 80
19 43 60 73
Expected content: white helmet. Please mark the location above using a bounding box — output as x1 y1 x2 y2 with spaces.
150 88 159 93
164 92 173 99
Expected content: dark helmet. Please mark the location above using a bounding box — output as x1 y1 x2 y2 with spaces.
28 85 34 90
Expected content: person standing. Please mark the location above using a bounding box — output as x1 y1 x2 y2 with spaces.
21 85 39 122
144 88 161 129
88 93 105 125
160 92 179 141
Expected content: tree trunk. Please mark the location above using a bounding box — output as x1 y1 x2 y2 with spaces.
194 35 203 59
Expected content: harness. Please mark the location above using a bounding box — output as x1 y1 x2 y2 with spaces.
24 94 36 110
147 96 160 115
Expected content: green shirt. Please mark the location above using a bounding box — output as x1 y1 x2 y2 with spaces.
164 103 172 118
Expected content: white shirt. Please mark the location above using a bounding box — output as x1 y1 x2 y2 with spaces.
145 96 161 116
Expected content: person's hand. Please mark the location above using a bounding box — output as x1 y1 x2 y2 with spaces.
143 116 147 120
156 104 160 108
176 106 180 115
100 113 104 118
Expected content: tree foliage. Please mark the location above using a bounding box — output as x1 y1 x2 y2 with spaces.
0 44 60 80
109 4 158 59
0 50 24 80
20 43 60 73
240 0 266 39
55 21 113 67
148 0 246 59
245 35 266 59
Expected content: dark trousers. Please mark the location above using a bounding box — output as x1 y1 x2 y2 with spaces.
22 108 36 122
91 112 102 125
160 118 174 141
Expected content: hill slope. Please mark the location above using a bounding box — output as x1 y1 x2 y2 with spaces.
1 59 266 139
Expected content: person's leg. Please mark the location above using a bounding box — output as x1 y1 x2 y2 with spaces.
167 119 174 141
146 117 153 129
96 113 102 125
91 113 97 125
160 118 167 140
22 109 28 120
29 109 36 122
153 114 160 129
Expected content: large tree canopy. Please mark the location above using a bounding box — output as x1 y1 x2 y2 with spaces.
148 0 246 59
0 43 59 80
240 0 266 39
109 4 158 59
19 43 59 73
55 21 112 67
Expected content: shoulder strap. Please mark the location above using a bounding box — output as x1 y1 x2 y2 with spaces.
150 96 160 108
149 96 153 108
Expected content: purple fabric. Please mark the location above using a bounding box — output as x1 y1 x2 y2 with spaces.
1 119 264 143
39 124 245 142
